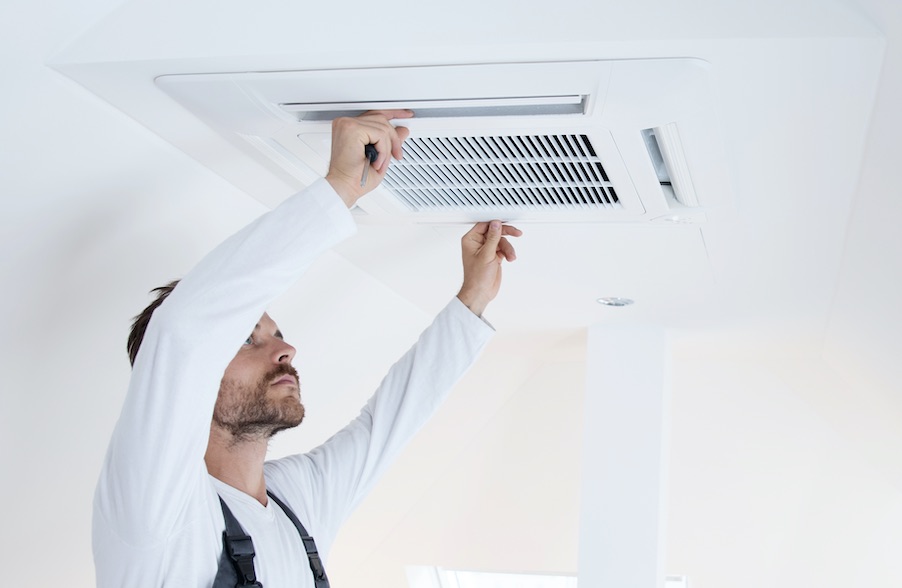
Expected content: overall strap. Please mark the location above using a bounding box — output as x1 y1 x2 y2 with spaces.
218 497 263 588
266 490 331 588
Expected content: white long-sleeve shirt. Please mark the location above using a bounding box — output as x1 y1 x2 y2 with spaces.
93 180 494 587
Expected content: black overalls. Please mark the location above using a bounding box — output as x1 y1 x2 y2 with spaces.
213 491 330 588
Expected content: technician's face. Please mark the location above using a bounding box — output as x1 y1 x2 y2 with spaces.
212 313 304 441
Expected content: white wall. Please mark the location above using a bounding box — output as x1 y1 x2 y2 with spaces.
329 346 585 587
325 341 902 588
667 353 902 587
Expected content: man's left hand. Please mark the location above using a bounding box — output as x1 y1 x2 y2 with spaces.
456 220 522 317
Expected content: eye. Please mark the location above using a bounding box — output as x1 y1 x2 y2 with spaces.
243 334 254 346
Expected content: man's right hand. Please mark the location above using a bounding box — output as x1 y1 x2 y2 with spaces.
325 110 413 208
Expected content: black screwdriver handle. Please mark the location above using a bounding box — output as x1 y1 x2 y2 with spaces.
364 144 378 164
360 144 380 188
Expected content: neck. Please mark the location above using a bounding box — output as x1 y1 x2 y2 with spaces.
205 426 269 505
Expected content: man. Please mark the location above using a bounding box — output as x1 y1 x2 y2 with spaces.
93 110 522 587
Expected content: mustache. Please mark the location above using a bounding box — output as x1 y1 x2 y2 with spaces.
266 363 299 385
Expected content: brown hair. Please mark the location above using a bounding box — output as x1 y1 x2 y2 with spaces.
127 280 180 366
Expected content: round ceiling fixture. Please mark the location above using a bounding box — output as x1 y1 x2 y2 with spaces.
596 297 634 307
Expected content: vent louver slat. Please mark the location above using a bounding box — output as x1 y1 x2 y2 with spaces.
382 134 620 212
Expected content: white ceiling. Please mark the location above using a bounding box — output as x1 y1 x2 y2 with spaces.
2 0 902 586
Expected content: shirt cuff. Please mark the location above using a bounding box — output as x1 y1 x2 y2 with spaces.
450 295 496 331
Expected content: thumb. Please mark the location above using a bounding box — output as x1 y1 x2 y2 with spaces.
480 220 503 261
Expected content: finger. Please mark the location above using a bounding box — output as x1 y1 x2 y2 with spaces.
365 123 398 172
501 224 523 237
361 109 415 121
368 123 409 172
463 221 490 244
392 125 410 160
373 135 392 171
479 220 504 261
357 110 413 167
498 236 517 262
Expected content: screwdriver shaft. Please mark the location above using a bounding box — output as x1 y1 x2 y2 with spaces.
360 144 379 188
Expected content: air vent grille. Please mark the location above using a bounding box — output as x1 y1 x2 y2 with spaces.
382 134 620 212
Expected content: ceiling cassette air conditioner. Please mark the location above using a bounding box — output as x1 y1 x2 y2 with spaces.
155 59 731 224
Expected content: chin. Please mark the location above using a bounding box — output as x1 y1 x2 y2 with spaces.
281 398 305 427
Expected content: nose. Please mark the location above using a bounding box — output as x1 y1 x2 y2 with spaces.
272 339 296 364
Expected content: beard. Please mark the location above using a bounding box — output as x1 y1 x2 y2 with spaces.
212 363 305 443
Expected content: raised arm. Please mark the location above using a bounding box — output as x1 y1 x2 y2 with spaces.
265 220 522 544
94 111 412 546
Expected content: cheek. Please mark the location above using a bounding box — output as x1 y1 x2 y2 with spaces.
216 376 242 407
221 354 260 389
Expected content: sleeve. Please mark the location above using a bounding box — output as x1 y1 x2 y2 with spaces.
93 179 357 546
265 295 494 549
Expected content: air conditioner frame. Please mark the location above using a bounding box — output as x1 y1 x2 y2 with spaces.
155 59 730 224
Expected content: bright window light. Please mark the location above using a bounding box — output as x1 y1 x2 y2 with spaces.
407 567 688 588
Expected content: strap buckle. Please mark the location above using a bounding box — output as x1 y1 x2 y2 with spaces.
226 534 256 560
224 532 262 587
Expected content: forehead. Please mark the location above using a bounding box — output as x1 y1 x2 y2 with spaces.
258 312 281 332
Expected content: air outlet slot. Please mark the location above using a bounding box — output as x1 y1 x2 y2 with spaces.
642 124 699 207
281 95 587 121
382 134 620 212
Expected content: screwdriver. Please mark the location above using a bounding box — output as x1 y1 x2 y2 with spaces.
360 144 378 188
